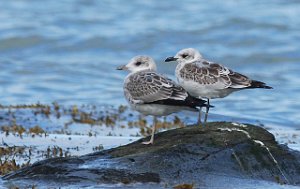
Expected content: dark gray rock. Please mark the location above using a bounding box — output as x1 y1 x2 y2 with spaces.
3 122 300 188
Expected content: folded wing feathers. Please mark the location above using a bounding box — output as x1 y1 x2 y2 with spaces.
228 70 252 88
125 72 188 104
199 60 252 89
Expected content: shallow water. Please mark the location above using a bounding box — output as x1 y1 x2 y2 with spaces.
0 0 300 127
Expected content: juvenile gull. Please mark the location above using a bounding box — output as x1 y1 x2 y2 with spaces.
117 55 208 144
165 48 272 125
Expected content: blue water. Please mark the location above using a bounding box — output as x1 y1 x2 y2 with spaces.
0 0 299 127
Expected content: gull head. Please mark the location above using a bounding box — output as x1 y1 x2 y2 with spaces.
165 48 203 64
116 55 157 73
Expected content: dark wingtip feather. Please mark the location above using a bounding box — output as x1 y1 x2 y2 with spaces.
146 94 213 109
188 95 214 108
264 85 273 89
208 104 214 108
250 80 273 89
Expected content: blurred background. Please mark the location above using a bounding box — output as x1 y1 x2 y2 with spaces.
0 0 299 127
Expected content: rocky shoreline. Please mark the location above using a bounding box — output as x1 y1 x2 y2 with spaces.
3 122 300 188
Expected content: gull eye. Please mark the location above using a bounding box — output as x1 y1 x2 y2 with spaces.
135 62 142 66
182 54 188 58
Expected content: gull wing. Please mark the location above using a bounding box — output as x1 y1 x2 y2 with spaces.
179 60 252 89
124 71 188 104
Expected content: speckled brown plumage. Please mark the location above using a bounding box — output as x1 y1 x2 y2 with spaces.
178 61 253 89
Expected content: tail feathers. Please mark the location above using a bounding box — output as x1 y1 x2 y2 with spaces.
249 80 273 89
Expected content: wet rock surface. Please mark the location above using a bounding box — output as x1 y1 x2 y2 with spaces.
3 122 300 188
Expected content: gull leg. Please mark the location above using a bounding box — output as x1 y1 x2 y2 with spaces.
142 116 157 145
197 107 202 127
204 99 210 124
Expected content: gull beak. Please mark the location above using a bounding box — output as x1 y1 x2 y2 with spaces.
116 65 128 70
165 57 178 62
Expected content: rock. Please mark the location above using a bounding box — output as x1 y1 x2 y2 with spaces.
3 122 300 188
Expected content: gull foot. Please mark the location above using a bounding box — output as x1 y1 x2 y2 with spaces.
142 140 153 145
